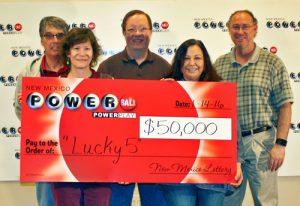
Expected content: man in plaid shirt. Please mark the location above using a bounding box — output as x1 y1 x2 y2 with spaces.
214 10 293 206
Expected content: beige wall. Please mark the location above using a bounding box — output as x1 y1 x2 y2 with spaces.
1 177 300 205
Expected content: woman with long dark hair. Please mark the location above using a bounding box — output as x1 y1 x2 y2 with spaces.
161 39 243 206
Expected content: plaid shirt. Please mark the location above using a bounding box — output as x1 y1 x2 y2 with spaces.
214 46 293 131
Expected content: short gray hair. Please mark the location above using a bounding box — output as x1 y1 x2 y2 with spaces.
227 10 258 26
39 16 69 37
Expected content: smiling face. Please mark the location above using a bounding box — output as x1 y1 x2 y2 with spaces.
123 14 152 53
181 45 204 81
68 41 93 70
228 12 257 50
41 25 65 57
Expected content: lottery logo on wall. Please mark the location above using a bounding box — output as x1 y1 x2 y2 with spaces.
291 122 300 133
102 48 122 57
15 151 20 160
0 75 17 87
193 18 227 32
157 44 177 56
262 46 278 54
290 71 300 83
152 20 170 32
11 46 43 58
68 22 96 30
0 23 22 35
0 126 21 138
266 18 300 31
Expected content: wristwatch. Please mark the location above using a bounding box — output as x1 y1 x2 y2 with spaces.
275 138 287 147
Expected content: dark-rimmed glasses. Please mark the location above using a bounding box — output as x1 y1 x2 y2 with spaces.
43 32 64 40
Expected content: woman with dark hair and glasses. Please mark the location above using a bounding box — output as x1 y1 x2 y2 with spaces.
160 39 243 206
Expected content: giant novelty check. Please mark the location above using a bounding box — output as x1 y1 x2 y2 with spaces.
20 77 237 183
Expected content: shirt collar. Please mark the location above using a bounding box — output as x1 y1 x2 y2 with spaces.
41 55 47 71
121 48 153 63
41 55 68 76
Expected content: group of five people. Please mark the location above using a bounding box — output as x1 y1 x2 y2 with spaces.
14 8 293 206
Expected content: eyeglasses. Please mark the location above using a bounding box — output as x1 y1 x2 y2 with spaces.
126 27 150 34
230 24 254 31
43 32 64 40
